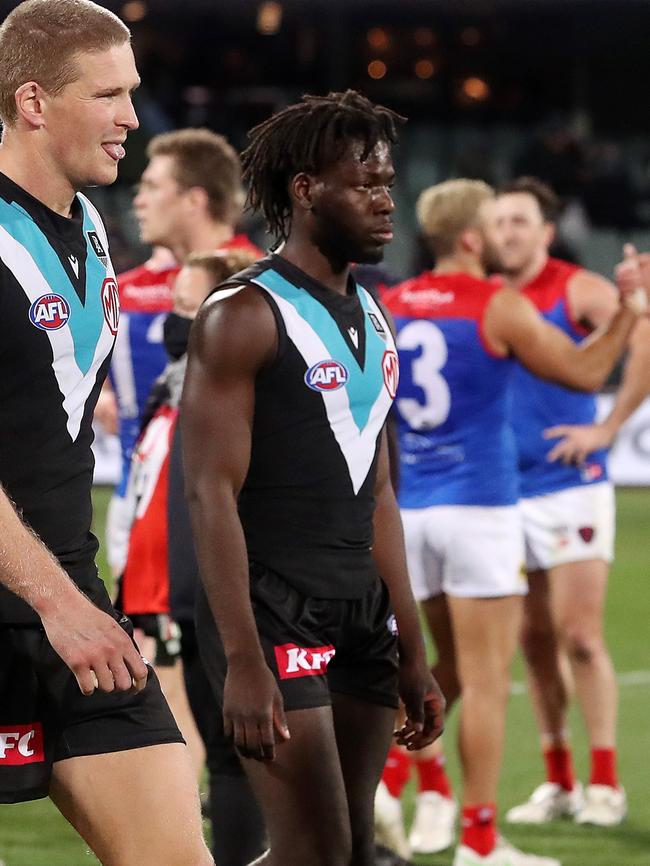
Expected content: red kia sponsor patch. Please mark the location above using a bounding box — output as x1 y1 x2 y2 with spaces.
274 643 336 680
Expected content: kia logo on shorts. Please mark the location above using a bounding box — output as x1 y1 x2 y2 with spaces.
274 643 336 680
304 359 349 392
29 293 70 330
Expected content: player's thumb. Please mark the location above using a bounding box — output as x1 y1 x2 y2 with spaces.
623 243 638 261
273 697 291 741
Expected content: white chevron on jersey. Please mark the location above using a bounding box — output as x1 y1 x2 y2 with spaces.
253 280 394 494
0 224 114 441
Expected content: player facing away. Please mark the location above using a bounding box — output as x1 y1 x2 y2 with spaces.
490 178 650 827
182 90 445 866
382 179 647 866
0 3 213 864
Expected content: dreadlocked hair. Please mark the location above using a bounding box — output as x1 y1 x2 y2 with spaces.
241 89 406 245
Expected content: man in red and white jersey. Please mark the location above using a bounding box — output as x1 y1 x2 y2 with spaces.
489 177 650 827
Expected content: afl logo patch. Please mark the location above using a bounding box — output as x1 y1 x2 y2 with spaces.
382 349 399 399
101 277 120 335
29 293 70 330
305 359 349 392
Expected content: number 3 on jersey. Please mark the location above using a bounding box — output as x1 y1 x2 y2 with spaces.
396 320 451 429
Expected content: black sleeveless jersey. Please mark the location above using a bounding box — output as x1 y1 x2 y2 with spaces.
213 255 398 598
0 174 119 624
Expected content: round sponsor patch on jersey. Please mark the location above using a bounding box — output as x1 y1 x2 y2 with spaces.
304 359 349 392
382 349 399 398
29 293 71 330
101 277 120 335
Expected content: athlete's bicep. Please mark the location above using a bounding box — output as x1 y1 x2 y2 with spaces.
181 287 276 498
496 290 583 383
569 270 619 330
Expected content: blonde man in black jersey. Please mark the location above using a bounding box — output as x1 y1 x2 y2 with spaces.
0 2 212 864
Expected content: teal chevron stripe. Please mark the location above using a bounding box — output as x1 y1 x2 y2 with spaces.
0 198 105 375
255 269 384 432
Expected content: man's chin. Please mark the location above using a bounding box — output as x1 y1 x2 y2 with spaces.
355 245 385 266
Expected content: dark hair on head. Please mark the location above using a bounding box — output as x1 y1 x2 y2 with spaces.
497 176 561 223
241 89 406 244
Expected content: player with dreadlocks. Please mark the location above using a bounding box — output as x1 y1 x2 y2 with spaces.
182 90 445 866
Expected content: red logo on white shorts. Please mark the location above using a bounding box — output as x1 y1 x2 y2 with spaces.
274 643 336 680
101 277 120 335
0 723 45 765
382 350 399 399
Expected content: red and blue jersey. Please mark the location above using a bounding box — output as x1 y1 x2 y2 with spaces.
511 258 608 498
110 260 177 495
384 272 518 508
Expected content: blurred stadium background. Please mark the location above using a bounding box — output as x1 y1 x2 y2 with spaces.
0 0 649 864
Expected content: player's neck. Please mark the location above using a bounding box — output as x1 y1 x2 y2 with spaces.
0 140 75 217
280 235 350 296
172 221 235 261
434 253 485 279
503 250 549 291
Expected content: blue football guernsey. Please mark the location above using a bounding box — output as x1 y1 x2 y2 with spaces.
511 258 608 498
384 271 519 508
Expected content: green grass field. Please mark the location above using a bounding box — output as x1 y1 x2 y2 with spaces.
1 487 649 865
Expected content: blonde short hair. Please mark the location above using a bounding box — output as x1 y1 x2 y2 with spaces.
0 0 130 126
416 179 494 258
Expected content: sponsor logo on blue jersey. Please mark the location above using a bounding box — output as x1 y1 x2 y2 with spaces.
29 293 71 330
304 359 349 392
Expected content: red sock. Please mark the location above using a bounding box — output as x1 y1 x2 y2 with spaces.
382 747 411 799
461 803 497 857
544 746 576 791
590 748 618 788
416 753 453 798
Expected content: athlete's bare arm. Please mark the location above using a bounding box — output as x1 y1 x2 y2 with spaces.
0 486 148 695
94 379 119 436
181 285 290 762
483 284 642 393
545 254 650 464
371 428 445 750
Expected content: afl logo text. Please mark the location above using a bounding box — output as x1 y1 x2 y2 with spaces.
382 349 399 399
101 277 120 335
29 293 70 330
305 359 349 392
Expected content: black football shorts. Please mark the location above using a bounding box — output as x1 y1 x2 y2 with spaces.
0 609 184 804
196 563 399 713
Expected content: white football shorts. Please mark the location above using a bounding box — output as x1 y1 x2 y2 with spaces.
520 481 615 572
401 504 527 600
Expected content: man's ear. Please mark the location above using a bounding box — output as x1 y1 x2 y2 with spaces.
544 221 556 250
290 172 315 212
15 82 46 130
185 185 210 214
460 226 482 256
